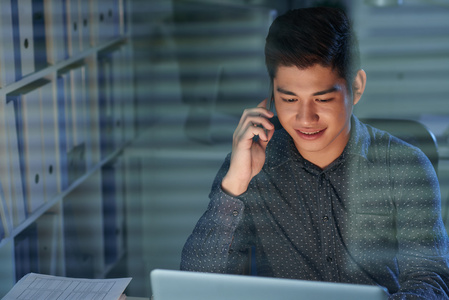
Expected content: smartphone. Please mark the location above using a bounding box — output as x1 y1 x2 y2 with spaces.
268 82 274 111
267 82 281 130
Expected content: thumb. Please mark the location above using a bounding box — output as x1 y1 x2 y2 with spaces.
259 124 275 151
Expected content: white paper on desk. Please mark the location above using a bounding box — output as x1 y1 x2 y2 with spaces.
3 273 131 300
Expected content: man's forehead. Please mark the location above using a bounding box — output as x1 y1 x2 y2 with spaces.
274 66 346 94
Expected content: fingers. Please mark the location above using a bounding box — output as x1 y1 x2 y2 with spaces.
238 112 273 139
251 119 275 145
248 122 269 141
239 101 273 127
265 124 275 143
234 100 275 144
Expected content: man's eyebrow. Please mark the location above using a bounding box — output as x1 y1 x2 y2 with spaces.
276 87 297 96
276 86 340 97
312 86 340 96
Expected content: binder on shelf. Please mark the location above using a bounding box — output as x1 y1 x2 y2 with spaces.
40 81 59 202
0 179 13 240
0 187 6 240
79 0 91 50
62 0 69 58
63 199 94 278
7 80 48 215
111 50 124 149
0 98 14 223
58 71 77 185
14 223 39 282
58 67 87 186
83 69 93 170
67 142 86 185
66 0 81 56
11 0 48 79
72 64 94 168
32 0 48 71
109 0 121 39
4 100 27 226
98 44 134 152
102 160 120 265
118 0 126 36
56 75 68 190
113 156 125 259
19 83 45 213
119 45 135 143
69 65 88 181
94 0 107 45
11 0 35 79
70 65 87 149
0 0 16 87
107 44 134 145
98 53 115 158
59 71 74 152
36 212 59 275
44 0 67 64
94 0 118 45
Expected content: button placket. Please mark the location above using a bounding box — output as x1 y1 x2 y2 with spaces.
319 172 337 280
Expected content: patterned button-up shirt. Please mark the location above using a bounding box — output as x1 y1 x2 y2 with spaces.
181 116 449 299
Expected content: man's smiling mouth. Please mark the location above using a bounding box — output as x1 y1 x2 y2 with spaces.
300 130 322 135
298 129 325 135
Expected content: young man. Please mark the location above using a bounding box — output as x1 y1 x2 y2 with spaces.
180 7 449 299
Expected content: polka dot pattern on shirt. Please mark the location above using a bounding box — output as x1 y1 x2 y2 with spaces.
181 116 449 297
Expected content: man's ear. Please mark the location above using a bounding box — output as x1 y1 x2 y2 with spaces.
352 69 366 105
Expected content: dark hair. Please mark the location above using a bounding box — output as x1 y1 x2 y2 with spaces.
265 7 361 88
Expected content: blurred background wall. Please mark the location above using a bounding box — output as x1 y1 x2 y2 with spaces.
127 0 449 296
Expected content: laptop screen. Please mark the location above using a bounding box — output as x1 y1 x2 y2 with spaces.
150 269 388 300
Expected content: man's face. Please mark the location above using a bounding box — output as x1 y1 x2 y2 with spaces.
273 64 356 168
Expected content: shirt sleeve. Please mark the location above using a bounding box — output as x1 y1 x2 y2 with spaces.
390 143 449 299
180 154 253 274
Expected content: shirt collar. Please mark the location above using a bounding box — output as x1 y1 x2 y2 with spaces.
264 115 371 170
344 115 371 160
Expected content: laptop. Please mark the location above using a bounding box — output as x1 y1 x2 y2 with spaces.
150 269 388 300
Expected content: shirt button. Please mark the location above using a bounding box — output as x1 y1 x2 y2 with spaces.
326 256 333 263
322 215 329 221
232 210 239 217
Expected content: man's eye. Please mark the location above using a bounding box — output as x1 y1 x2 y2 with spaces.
282 98 297 103
316 98 332 103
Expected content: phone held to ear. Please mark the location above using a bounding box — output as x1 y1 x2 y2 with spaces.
268 82 274 111
267 83 281 130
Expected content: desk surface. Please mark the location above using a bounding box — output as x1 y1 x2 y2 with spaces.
127 297 149 300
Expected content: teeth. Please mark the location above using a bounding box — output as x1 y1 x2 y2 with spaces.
301 130 321 135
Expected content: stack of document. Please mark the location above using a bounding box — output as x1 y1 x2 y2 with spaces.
2 273 132 300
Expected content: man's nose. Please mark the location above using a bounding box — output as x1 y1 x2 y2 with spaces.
296 101 319 125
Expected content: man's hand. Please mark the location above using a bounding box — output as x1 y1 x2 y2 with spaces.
221 99 275 196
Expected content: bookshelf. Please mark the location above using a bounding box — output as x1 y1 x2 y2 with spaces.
0 0 135 297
